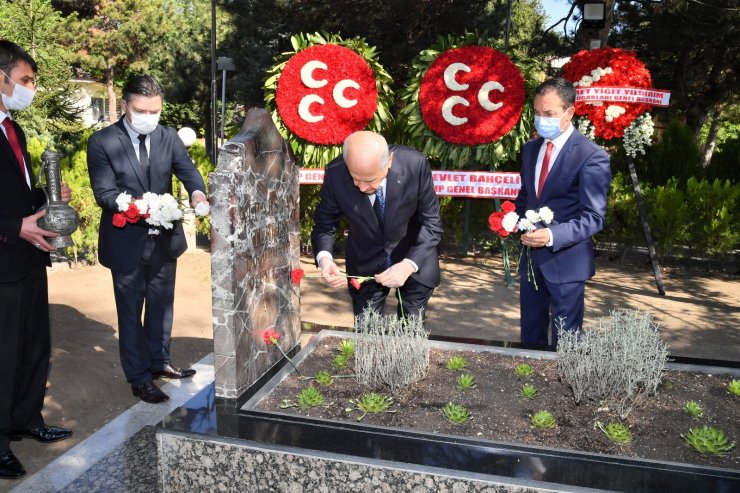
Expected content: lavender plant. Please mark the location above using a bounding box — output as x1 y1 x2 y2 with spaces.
354 309 429 396
557 310 669 419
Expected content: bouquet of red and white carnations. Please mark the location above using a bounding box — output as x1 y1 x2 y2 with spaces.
488 200 554 290
112 192 184 230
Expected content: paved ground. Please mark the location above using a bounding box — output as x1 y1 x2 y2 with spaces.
2 249 738 492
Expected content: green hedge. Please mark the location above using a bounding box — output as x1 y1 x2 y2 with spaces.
600 173 739 259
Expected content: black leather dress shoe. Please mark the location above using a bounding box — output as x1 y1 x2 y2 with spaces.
132 382 170 403
0 451 25 479
11 424 72 443
152 364 196 379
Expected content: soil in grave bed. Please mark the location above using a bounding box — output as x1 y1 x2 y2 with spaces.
256 337 740 469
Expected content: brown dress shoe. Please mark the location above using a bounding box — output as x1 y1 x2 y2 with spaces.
152 364 196 379
0 451 25 479
132 382 170 403
11 424 72 443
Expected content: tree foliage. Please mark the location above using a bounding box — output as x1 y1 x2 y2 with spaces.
0 0 84 148
610 0 739 136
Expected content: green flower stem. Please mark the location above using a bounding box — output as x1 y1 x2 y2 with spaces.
396 289 407 325
270 338 303 378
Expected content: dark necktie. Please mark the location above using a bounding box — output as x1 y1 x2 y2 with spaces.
137 134 149 177
2 118 26 175
373 186 385 224
374 186 392 269
537 141 554 198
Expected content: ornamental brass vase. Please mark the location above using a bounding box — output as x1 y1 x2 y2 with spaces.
36 143 79 248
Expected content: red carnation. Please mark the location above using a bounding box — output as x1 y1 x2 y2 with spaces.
501 200 516 213
350 278 362 291
291 268 305 285
263 328 280 345
488 211 504 232
124 203 140 224
112 212 127 228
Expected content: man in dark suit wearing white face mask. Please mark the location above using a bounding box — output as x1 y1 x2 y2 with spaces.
0 39 73 480
88 74 207 404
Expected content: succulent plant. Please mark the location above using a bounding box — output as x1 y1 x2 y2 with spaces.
596 421 633 445
443 402 472 424
681 426 736 456
519 383 538 399
338 339 355 358
332 354 348 369
515 363 535 378
684 400 703 419
314 370 334 386
726 379 740 397
456 374 476 389
349 393 396 421
446 356 468 371
530 410 557 429
297 387 325 408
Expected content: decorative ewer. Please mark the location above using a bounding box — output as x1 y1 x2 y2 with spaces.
36 143 79 248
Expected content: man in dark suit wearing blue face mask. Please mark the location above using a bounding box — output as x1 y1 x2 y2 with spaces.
0 39 73 480
515 77 611 347
88 75 207 404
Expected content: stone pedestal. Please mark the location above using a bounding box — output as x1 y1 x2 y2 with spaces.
209 108 300 398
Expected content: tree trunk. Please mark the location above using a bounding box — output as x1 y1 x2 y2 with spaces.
701 107 722 168
106 66 117 124
574 0 616 51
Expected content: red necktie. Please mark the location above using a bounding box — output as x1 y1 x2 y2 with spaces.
537 141 554 198
2 118 26 174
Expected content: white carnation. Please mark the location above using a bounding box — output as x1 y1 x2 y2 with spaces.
517 218 536 232
134 198 149 215
502 211 520 233
525 210 540 224
116 192 132 212
194 202 210 217
538 207 554 224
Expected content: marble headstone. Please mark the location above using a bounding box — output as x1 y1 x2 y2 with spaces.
210 108 300 398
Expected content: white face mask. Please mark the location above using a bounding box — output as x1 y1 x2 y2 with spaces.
1 70 36 111
126 102 160 135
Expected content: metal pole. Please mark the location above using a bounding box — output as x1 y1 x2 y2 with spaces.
505 0 512 48
220 69 227 146
627 158 666 295
210 0 218 163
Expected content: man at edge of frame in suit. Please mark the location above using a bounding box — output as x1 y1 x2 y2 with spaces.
311 131 443 320
515 77 612 348
88 74 207 404
0 39 73 480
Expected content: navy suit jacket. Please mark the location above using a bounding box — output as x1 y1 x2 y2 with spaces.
311 144 443 288
514 130 611 284
0 118 49 283
88 119 206 272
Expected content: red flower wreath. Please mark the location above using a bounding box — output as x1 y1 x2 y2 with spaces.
419 46 525 145
275 44 378 145
562 47 652 140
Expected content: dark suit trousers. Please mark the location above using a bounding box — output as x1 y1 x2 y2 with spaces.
519 252 585 348
111 236 177 386
0 260 49 454
349 276 434 321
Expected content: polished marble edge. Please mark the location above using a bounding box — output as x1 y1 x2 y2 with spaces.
9 354 216 493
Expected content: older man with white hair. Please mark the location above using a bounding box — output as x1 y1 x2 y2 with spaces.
312 131 443 319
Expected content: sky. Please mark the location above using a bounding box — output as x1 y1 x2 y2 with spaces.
539 0 574 25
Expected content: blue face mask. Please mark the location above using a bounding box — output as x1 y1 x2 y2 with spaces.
534 115 563 140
